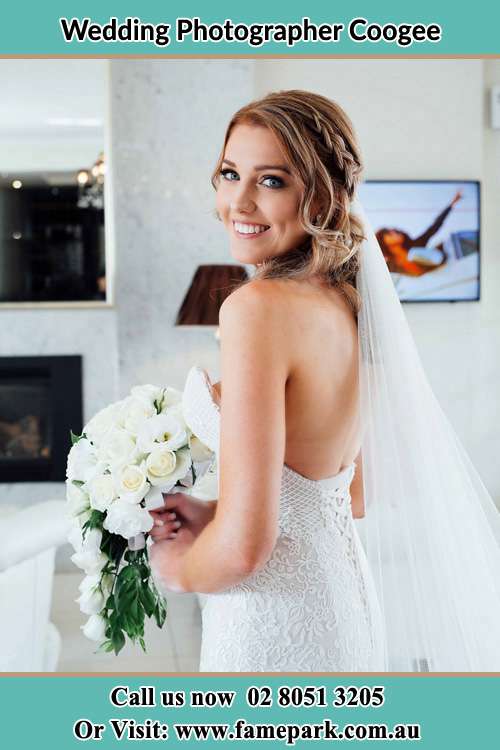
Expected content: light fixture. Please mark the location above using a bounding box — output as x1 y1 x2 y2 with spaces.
176 264 249 325
12 179 22 189
76 152 105 209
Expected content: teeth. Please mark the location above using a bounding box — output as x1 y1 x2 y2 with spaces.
234 222 269 235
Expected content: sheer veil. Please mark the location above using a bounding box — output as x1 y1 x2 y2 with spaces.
353 197 500 671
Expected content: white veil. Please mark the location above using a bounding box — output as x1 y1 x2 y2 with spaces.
353 197 500 671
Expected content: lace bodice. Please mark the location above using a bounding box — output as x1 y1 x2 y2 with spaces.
182 365 384 672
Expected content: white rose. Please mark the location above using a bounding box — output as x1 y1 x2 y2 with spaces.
98 428 137 469
115 465 149 504
120 395 156 433
103 500 154 539
66 439 103 483
146 446 192 489
81 614 107 642
137 412 188 454
189 434 214 463
86 473 116 512
146 447 176 480
84 402 122 444
66 480 91 518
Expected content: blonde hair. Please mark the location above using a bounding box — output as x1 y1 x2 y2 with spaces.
211 90 365 314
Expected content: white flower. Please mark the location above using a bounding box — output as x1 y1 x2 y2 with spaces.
115 465 149 504
98 428 137 469
189 434 213 463
81 614 107 642
137 412 188 454
68 522 84 552
120 395 156 433
76 579 106 615
158 387 182 410
71 548 108 575
76 572 113 615
145 447 176 482
66 480 91 518
103 500 154 539
66 439 103 483
146 446 192 488
84 402 122 443
86 473 117 512
131 384 165 408
70 528 107 575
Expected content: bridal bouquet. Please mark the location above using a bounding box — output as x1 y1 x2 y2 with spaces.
66 383 214 655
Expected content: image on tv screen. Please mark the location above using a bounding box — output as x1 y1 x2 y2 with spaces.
357 180 480 302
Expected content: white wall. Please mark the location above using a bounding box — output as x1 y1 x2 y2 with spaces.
255 60 499 498
110 60 254 394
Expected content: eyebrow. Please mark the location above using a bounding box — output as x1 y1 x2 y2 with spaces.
222 158 291 174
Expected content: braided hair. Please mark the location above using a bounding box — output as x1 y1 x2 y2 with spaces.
211 90 365 314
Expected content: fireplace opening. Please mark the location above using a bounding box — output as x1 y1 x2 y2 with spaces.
0 356 82 482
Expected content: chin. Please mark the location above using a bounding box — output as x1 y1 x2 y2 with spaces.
229 244 266 266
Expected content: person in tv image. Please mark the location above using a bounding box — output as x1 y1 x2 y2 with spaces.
375 190 462 276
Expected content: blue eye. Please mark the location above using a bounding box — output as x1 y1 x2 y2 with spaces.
220 169 239 181
261 175 284 189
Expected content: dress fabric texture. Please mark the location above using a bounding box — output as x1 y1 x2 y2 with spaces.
183 366 386 672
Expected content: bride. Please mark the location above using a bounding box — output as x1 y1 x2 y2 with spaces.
149 90 500 672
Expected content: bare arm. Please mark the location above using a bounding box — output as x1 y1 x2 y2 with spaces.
151 282 290 593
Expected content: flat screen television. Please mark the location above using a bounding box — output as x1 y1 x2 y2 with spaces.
357 180 480 302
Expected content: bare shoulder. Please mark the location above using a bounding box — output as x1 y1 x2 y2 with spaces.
219 278 291 327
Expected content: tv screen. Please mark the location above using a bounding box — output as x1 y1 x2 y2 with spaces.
357 180 480 302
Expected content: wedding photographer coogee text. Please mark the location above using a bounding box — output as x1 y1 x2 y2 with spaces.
59 16 442 48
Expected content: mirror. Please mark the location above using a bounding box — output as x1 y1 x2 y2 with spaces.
0 60 110 306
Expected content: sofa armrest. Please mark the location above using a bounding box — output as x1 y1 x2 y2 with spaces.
0 500 69 572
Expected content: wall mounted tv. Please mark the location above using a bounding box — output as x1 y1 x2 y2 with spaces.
358 180 480 302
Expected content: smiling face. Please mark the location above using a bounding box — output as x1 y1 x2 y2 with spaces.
215 123 309 266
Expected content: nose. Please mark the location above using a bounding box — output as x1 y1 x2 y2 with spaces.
230 183 256 214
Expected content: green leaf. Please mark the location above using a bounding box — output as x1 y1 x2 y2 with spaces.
70 430 83 445
154 599 167 629
112 628 126 655
140 587 156 618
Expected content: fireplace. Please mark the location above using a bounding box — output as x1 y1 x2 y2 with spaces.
0 356 82 483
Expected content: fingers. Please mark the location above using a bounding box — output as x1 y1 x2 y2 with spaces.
161 491 189 512
149 512 182 542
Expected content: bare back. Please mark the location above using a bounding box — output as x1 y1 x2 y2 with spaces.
214 278 361 482
280 279 360 479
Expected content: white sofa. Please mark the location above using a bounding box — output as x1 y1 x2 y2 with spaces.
0 500 69 672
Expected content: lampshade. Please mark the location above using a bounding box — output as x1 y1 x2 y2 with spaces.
176 264 249 325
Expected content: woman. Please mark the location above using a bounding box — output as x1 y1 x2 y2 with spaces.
375 190 462 276
149 90 384 672
149 91 500 672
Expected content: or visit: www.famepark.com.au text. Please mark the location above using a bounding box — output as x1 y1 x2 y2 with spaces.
170 718 421 743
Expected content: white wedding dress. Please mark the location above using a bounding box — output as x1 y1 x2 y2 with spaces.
183 366 386 672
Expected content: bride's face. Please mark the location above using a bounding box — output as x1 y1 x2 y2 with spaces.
215 123 308 266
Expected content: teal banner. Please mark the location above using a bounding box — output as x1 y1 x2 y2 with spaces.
0 675 498 747
0 0 498 55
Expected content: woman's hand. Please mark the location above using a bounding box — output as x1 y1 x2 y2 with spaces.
451 189 463 207
149 491 216 542
149 525 197 594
